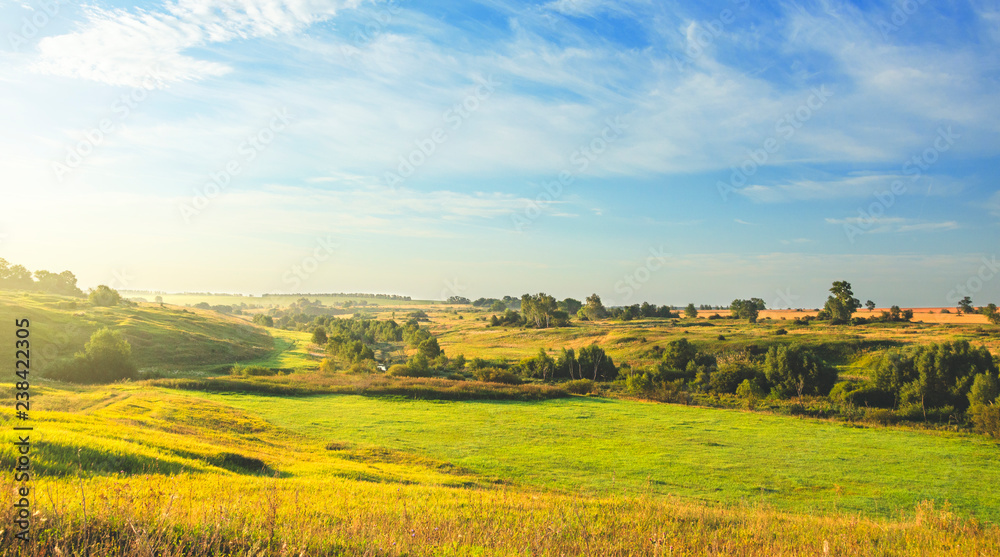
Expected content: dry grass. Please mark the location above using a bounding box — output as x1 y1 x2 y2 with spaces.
2 473 997 556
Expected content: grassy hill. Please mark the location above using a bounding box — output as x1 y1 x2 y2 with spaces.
0 290 275 374
1 382 997 555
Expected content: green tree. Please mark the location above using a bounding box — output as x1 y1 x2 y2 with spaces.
34 270 84 296
311 327 328 345
968 373 1000 409
521 293 559 328
0 259 35 290
88 285 122 306
865 300 876 312
583 294 607 321
684 303 698 319
958 296 974 315
980 303 999 325
252 314 274 327
489 300 506 312
418 337 442 359
764 344 837 398
49 328 137 384
731 298 765 322
559 298 583 315
578 344 617 381
823 280 861 324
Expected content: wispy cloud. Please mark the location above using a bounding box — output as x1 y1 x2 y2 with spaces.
737 174 961 203
31 0 358 87
824 216 959 234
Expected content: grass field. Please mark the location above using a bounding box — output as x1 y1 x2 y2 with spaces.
2 382 999 555
3 290 1000 554
195 392 1000 522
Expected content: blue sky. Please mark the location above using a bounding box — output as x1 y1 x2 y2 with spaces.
1 0 998 307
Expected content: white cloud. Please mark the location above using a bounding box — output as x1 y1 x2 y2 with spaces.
737 174 962 203
31 0 358 87
824 216 958 234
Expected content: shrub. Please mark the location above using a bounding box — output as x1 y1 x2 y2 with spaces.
47 328 137 384
764 345 837 398
311 327 328 345
252 314 274 327
736 378 766 408
387 364 434 378
710 359 763 394
473 367 521 385
971 404 1000 438
230 364 276 377
565 378 594 395
387 364 411 377
88 285 122 307
775 328 787 335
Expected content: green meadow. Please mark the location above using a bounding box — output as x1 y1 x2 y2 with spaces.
1 289 999 555
199 392 1000 522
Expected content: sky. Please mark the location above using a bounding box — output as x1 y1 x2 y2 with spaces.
1 0 999 308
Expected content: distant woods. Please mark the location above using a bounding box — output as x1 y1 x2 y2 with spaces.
0 258 83 297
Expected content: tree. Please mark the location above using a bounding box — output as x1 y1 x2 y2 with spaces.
521 293 559 328
559 298 583 315
578 344 617 381
958 296 974 315
447 296 470 304
764 344 837 398
684 303 698 319
33 270 84 296
0 259 35 290
253 314 274 327
311 327 328 345
731 298 765 322
48 328 137 384
583 294 607 321
418 338 442 359
865 300 876 312
489 300 506 312
155 295 164 306
88 285 122 307
823 281 861 324
968 373 1000 409
980 303 999 325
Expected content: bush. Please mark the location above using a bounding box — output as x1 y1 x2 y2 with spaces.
252 314 274 327
565 379 594 395
709 360 763 394
230 364 276 377
387 364 434 378
473 367 521 385
775 328 787 335
971 404 1000 438
47 328 137 384
88 285 122 307
311 327 328 345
